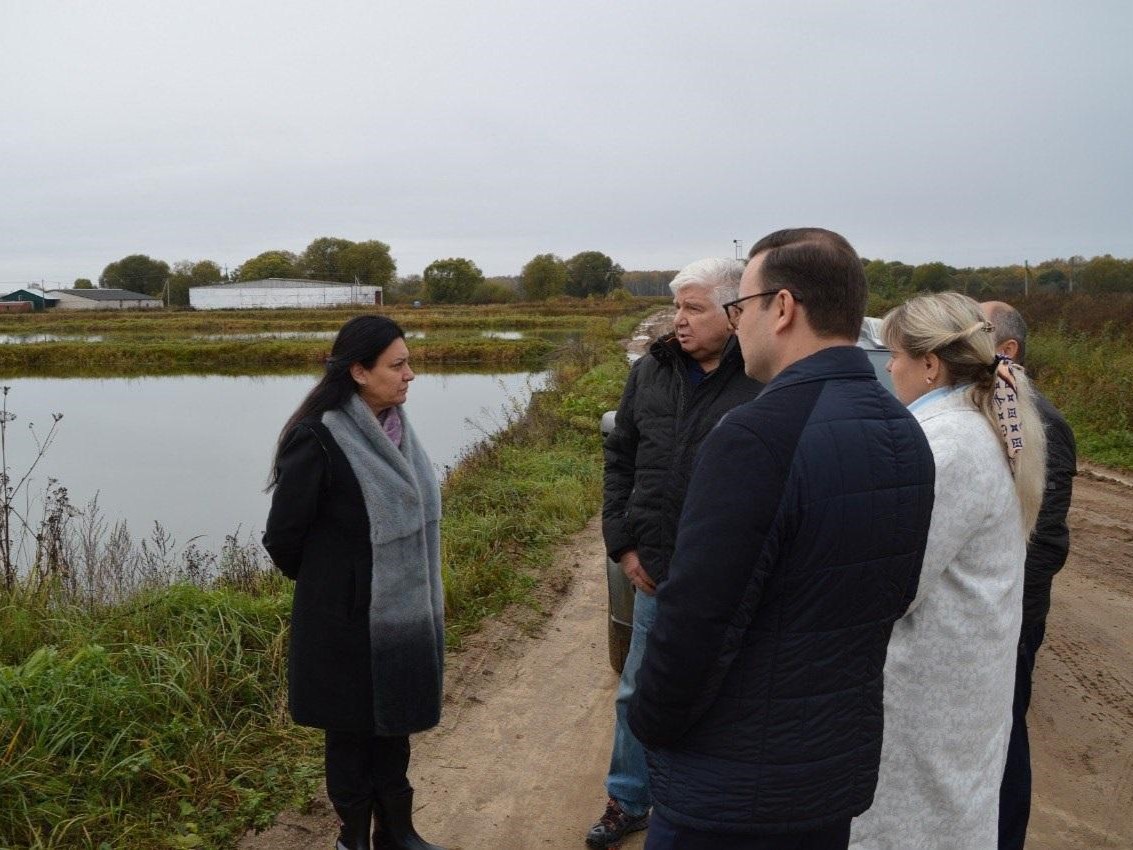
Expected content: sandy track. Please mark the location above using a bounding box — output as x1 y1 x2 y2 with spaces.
1026 469 1133 849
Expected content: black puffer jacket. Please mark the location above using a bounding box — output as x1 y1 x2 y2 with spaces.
1024 391 1077 629
602 334 762 584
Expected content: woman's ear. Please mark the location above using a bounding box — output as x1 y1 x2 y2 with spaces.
924 352 941 385
349 362 366 386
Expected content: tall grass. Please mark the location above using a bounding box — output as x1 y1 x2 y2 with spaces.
1026 331 1133 471
0 304 648 849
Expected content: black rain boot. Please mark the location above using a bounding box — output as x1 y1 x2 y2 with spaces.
331 799 372 850
374 788 447 850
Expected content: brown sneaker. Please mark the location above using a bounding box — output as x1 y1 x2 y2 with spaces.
585 797 649 847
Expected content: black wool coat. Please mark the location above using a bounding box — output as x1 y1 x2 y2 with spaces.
263 419 376 732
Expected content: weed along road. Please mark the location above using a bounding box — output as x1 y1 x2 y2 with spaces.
241 471 1133 850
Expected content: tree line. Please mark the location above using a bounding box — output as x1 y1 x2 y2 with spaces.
75 241 1133 307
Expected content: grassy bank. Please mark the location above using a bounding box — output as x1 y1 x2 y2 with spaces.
0 305 646 849
1027 332 1133 471
0 336 554 378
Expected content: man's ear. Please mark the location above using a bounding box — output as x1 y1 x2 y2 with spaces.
999 338 1020 360
773 290 799 334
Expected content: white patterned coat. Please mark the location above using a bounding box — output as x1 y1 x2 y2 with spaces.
850 389 1025 850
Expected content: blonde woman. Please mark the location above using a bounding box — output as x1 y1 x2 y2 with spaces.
850 292 1046 850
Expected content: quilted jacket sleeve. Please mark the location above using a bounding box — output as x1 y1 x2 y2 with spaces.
602 363 642 560
1023 398 1076 623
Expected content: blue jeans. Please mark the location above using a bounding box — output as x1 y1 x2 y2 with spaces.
606 588 657 818
998 620 1046 850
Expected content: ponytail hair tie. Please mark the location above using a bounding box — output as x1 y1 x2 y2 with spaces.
990 355 1025 472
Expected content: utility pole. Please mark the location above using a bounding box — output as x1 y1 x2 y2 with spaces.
1023 261 1030 298
733 239 743 260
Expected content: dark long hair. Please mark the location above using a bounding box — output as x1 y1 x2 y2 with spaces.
267 315 405 488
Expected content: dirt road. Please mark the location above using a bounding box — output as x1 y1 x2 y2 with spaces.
243 318 1132 849
1026 467 1133 849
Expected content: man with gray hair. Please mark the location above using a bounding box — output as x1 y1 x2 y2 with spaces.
588 257 762 847
980 301 1077 850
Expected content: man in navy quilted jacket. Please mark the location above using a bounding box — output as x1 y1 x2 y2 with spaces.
628 228 936 850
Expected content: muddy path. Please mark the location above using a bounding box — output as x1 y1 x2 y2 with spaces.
242 315 1132 849
1027 467 1133 849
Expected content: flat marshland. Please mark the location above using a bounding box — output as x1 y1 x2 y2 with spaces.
0 301 639 376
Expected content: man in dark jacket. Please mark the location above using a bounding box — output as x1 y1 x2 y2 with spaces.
628 228 936 850
981 301 1077 850
588 257 762 848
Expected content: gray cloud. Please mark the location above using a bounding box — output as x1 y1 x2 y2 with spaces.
2 0 1130 286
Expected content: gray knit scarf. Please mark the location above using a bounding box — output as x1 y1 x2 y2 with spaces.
322 393 444 734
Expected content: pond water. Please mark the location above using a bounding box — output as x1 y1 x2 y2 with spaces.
191 331 337 341
1 370 547 550
0 334 104 344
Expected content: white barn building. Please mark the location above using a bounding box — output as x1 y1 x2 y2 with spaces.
45 288 163 310
189 279 381 310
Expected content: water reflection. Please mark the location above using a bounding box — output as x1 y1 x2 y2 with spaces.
3 371 547 549
191 331 337 341
0 334 104 344
481 330 525 340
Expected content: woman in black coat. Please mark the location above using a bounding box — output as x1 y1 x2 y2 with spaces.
264 315 447 850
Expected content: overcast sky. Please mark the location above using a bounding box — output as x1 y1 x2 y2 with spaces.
2 0 1130 287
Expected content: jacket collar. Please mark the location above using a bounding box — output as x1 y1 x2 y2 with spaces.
759 345 875 398
648 332 744 370
910 384 975 424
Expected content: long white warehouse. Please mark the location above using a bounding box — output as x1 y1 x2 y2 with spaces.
189 278 380 310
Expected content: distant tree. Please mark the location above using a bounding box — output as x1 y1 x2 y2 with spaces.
987 268 1025 296
565 251 623 297
910 262 953 293
338 240 397 288
953 270 993 297
1037 268 1068 293
1078 255 1133 293
168 260 223 306
298 237 354 280
423 258 483 303
621 270 676 297
99 254 170 297
863 259 896 297
473 280 516 304
520 254 568 300
73 278 93 289
391 274 424 304
236 250 299 282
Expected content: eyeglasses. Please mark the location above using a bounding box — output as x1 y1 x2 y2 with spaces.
722 290 780 324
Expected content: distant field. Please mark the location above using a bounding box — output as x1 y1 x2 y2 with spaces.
0 299 664 377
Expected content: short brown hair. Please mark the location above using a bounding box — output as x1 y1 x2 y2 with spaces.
748 228 867 339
